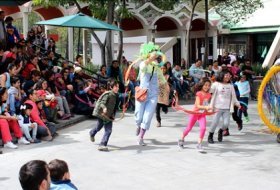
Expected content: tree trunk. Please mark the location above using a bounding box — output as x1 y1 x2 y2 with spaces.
117 22 123 64
105 1 115 66
91 30 106 65
204 0 209 67
186 0 199 68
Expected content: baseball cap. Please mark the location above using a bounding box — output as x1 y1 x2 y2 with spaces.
37 90 47 98
74 67 82 73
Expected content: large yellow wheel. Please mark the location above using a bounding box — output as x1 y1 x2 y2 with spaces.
257 65 280 133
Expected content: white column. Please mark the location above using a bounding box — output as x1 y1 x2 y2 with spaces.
146 29 153 42
213 33 218 60
68 27 74 62
22 12 29 39
180 30 187 61
195 38 198 60
82 29 88 65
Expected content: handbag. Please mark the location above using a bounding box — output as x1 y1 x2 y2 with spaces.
135 66 154 102
135 86 148 102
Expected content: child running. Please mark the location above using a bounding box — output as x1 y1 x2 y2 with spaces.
235 73 250 122
207 71 240 143
89 79 119 151
18 103 41 143
178 77 212 152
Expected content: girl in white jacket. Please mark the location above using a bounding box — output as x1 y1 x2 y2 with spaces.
18 103 41 143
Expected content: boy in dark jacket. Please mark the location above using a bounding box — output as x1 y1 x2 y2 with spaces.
89 79 119 151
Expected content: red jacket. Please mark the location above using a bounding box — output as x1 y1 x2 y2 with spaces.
25 100 47 128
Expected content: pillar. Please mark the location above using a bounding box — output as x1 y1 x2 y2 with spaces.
213 33 218 60
68 27 74 62
180 30 187 61
22 12 29 39
83 29 88 65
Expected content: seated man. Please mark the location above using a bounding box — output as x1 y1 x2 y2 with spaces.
19 160 51 190
172 64 188 97
189 59 205 84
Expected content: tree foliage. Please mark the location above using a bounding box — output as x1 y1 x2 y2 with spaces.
210 0 263 25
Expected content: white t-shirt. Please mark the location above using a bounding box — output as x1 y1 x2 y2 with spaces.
211 82 232 109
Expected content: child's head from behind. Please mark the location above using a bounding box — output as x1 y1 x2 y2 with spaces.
11 76 20 88
108 78 119 93
20 103 33 116
197 77 211 93
48 159 69 181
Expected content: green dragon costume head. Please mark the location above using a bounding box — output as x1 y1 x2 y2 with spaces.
139 42 166 67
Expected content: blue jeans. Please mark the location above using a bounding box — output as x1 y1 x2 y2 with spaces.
36 126 49 138
90 118 113 146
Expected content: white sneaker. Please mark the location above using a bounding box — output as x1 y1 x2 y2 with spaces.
138 138 146 146
196 143 205 153
4 142 18 149
18 137 30 145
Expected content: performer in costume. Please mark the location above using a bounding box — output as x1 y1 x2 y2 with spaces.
134 42 167 146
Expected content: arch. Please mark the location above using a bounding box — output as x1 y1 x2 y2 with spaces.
153 16 182 31
33 6 64 20
80 6 92 16
0 6 20 15
191 18 212 31
120 16 144 31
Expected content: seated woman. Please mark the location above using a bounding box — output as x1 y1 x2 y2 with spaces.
22 55 40 80
0 62 18 89
72 67 98 115
35 78 70 120
0 87 30 149
44 71 72 118
54 73 73 103
97 65 109 88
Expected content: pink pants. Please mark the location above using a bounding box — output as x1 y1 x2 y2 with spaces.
0 119 23 143
182 114 206 139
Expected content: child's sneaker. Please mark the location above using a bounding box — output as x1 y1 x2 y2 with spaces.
90 135 95 142
196 143 204 152
245 116 249 122
33 139 41 143
135 127 140 136
98 145 108 151
237 123 243 131
178 139 184 149
18 137 30 145
138 138 146 146
4 141 18 149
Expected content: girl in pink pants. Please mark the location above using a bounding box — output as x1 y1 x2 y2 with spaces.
178 78 212 152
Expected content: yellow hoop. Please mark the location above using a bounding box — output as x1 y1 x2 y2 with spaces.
257 65 280 133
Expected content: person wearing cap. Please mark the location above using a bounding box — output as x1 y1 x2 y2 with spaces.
36 88 58 123
5 16 20 45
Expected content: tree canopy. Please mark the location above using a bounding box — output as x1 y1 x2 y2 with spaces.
210 0 263 25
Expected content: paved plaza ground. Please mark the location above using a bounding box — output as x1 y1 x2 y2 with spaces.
0 100 280 190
